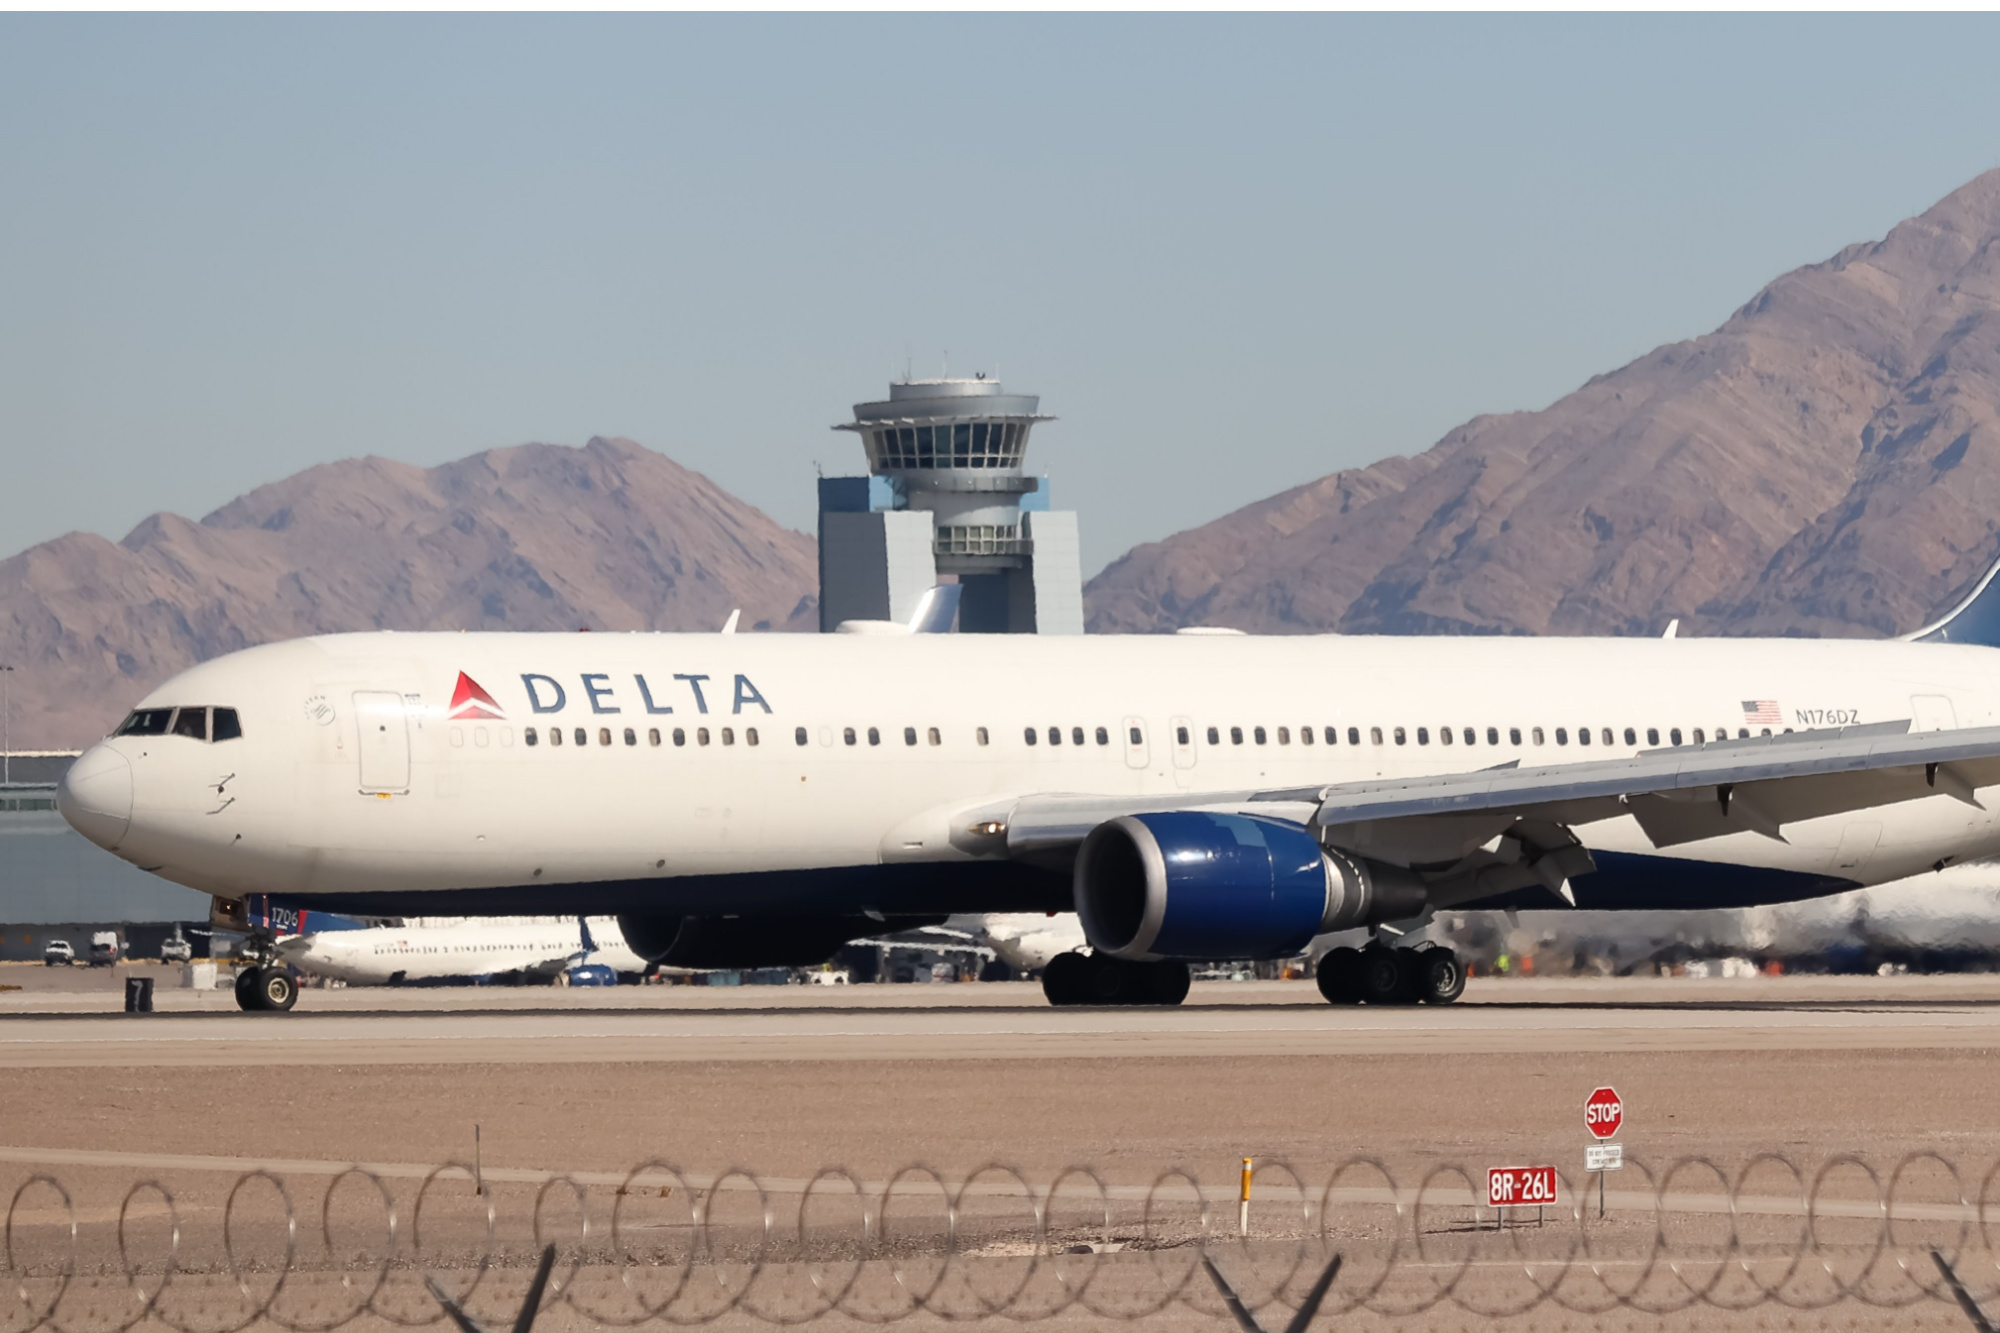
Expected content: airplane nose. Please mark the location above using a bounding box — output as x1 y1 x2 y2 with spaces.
58 745 133 852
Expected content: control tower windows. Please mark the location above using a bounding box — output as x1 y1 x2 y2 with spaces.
868 422 1027 470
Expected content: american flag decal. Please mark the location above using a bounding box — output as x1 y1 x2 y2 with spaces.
1741 699 1782 726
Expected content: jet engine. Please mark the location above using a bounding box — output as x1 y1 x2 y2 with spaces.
1074 812 1427 961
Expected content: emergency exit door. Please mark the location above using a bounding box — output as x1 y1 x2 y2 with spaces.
353 691 411 794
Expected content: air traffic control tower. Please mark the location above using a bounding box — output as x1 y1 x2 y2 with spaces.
818 378 1084 634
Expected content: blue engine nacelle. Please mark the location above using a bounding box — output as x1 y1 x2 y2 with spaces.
1074 812 1428 961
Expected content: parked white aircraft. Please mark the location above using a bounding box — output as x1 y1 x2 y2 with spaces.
55 557 2000 1012
959 913 1087 973
273 916 650 988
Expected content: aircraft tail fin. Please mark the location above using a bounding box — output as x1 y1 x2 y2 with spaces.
907 584 962 634
578 916 599 956
1909 553 2000 646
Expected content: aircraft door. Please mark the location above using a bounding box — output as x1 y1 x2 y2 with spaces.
353 691 411 794
1169 715 1197 788
1122 716 1150 770
1912 695 1958 731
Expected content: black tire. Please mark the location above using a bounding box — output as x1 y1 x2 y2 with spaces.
257 968 298 1012
1416 948 1466 1005
1084 953 1136 1005
234 967 266 1012
1041 952 1090 1006
1146 960 1191 1006
1357 947 1411 1005
1316 947 1365 1005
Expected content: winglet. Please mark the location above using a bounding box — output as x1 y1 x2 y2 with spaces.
1908 552 2000 646
907 584 962 634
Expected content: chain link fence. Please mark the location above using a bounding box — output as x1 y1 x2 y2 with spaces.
8 1153 2000 1328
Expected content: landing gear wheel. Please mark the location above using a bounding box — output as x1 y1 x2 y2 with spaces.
1415 948 1466 1005
1316 947 1364 1005
234 967 265 1012
1084 953 1137 1004
1041 952 1090 1006
1146 960 1191 1006
256 968 298 1012
1358 947 1413 1005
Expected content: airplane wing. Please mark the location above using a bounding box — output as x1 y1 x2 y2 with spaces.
1000 720 2000 906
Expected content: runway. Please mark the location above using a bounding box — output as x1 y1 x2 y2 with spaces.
5 975 2000 1067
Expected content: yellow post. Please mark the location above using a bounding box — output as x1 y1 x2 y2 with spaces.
1239 1157 1253 1237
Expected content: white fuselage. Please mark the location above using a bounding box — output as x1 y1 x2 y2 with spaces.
274 917 649 985
55 630 2000 924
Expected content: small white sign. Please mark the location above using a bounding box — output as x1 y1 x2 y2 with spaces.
1586 1143 1623 1172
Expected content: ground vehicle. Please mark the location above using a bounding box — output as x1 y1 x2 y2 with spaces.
159 930 192 964
88 931 120 966
42 940 74 966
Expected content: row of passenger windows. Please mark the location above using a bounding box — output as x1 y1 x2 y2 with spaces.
113 706 243 743
484 720 1782 754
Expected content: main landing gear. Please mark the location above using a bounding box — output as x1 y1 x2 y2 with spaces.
1041 952 1191 1007
1316 944 1464 1006
234 966 298 1012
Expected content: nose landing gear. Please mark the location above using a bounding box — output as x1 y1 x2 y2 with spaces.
1316 943 1464 1006
233 966 298 1012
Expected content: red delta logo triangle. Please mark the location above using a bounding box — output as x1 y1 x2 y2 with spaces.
449 672 505 721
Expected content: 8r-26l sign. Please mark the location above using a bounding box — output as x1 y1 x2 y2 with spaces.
1585 1086 1623 1140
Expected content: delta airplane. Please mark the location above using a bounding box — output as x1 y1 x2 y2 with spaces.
272 915 650 991
54 561 2000 1012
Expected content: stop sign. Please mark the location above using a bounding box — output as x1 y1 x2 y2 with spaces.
1584 1086 1623 1140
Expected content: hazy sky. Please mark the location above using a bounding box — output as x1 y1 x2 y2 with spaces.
5 15 2000 577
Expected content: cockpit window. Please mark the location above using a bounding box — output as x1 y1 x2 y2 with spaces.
170 707 208 741
114 708 173 737
211 708 242 742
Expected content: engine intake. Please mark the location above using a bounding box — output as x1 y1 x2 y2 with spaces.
1074 813 1427 961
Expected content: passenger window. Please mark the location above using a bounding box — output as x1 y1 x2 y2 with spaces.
1298 726 1311 745
598 727 612 746
1023 727 1037 746
171 707 208 741
551 727 564 747
1647 728 1660 746
1367 727 1380 745
1530 727 1542 745
721 727 735 745
1624 727 1637 746
928 727 940 746
1760 728 1772 737
212 708 242 742
451 726 465 748
795 727 808 746
976 727 989 746
674 728 687 746
1277 727 1290 745
1740 728 1750 739
475 727 490 748
1601 728 1614 746
905 726 918 746
1668 728 1680 746
1509 727 1521 745
1692 728 1704 744
1230 727 1243 745
624 728 637 746
698 727 712 746
500 727 513 748
1463 728 1475 746
525 727 539 747
1485 727 1497 745
1416 727 1429 745
114 708 174 737
1129 725 1142 745
1555 728 1568 745
1208 727 1221 745
1438 727 1451 745
1254 727 1267 745
1578 728 1591 747
1072 727 1085 746
1176 726 1190 745
1095 726 1109 745
864 727 878 746
1042 726 1058 746
649 728 662 746
1394 727 1407 745
748 728 759 746
1327 727 1339 745
574 728 587 747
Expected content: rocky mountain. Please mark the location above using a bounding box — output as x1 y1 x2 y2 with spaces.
1 438 819 749
1085 169 2000 641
